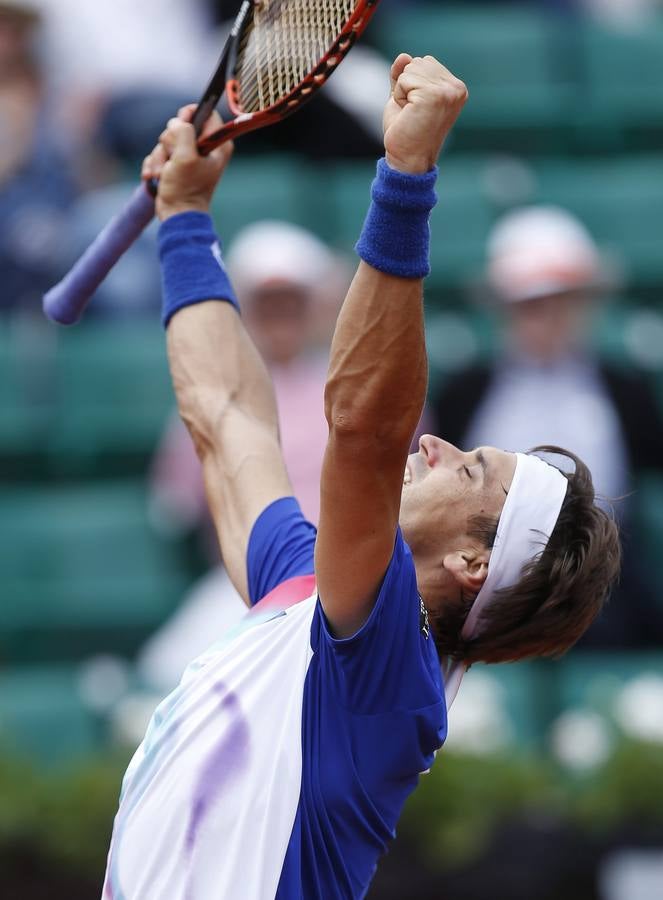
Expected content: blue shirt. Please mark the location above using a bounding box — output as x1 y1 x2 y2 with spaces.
103 497 446 900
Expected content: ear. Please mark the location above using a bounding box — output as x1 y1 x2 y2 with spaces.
443 548 490 596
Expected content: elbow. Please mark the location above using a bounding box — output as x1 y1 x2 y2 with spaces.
326 412 375 453
324 376 371 441
325 398 364 440
325 392 414 453
177 385 234 460
324 364 425 449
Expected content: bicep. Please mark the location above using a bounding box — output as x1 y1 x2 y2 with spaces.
314 429 408 637
202 406 293 604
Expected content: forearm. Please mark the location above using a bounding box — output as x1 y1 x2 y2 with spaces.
325 158 437 455
166 301 279 460
315 261 428 634
166 302 290 600
155 202 291 599
306 55 468 635
325 262 427 451
158 212 281 466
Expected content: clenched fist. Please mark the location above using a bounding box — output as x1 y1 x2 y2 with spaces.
383 54 468 174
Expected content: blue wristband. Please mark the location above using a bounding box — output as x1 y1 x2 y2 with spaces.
158 211 239 328
355 158 438 279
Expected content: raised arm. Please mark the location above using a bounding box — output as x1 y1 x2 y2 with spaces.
315 55 468 637
143 109 292 603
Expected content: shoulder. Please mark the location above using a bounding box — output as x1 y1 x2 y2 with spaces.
310 530 443 715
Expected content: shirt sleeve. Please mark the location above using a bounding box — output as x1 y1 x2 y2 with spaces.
311 528 445 718
246 496 317 605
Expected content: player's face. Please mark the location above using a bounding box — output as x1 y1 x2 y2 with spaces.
399 436 517 558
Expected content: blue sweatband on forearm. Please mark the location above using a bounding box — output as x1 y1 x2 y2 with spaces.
158 211 240 328
355 157 438 279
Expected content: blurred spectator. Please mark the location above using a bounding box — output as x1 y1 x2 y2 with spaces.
0 1 77 313
139 222 342 693
0 0 35 75
31 0 214 94
432 205 663 648
29 0 219 163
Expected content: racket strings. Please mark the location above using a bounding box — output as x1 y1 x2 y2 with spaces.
236 0 357 112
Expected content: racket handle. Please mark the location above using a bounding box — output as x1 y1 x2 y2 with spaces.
43 183 157 325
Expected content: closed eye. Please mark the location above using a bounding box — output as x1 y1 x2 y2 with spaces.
463 465 472 479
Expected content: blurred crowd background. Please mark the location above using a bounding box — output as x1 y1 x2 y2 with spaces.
1 0 663 898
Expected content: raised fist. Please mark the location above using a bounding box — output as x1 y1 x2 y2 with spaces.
383 54 468 174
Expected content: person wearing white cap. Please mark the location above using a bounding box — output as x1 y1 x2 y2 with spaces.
103 57 620 899
434 205 663 649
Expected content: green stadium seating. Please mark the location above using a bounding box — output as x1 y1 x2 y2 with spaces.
634 473 663 598
464 660 556 750
580 17 663 148
48 323 174 477
593 305 663 387
0 320 173 480
553 652 663 714
0 319 53 480
532 157 663 297
0 666 99 764
0 482 188 663
210 156 314 242
374 6 575 152
308 159 374 247
470 653 663 751
430 160 497 297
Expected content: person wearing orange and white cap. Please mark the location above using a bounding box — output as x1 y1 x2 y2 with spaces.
433 205 663 648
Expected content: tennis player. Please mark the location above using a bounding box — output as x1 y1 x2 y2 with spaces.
103 54 620 899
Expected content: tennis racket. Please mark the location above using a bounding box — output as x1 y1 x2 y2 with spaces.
44 0 381 325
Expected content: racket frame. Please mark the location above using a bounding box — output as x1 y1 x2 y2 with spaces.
196 0 380 153
191 0 254 138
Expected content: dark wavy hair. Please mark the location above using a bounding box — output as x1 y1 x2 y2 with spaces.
431 446 622 666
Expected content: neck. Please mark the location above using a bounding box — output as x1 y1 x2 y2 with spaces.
412 552 454 614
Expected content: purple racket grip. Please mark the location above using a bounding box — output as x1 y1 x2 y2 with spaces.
43 183 156 325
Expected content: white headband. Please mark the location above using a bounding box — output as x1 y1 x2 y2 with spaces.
442 452 568 708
